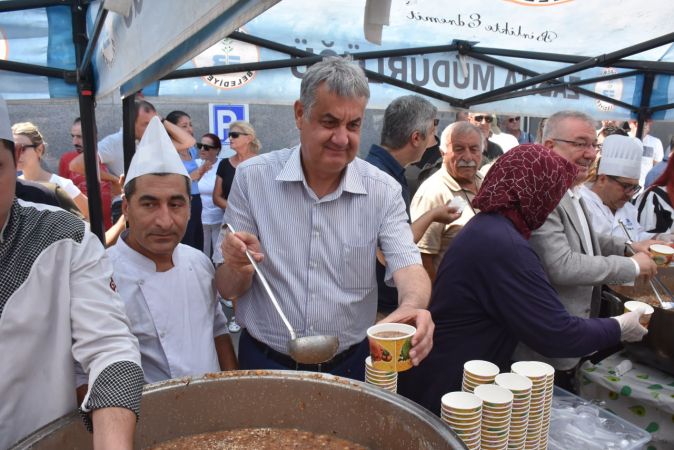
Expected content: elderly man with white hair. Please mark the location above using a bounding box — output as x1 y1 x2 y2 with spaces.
580 135 656 241
410 121 484 280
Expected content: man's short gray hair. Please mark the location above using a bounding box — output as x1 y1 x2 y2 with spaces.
439 121 484 154
381 95 437 150
299 56 370 119
543 111 597 141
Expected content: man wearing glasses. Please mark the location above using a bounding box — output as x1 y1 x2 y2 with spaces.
502 115 534 144
581 135 662 241
468 112 503 164
513 111 658 393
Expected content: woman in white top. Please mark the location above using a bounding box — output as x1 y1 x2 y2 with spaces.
197 133 225 258
12 122 89 219
635 155 674 234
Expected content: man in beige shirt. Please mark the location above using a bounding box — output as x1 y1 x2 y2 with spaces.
411 121 484 280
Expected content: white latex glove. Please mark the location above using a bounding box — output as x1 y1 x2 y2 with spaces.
612 310 648 342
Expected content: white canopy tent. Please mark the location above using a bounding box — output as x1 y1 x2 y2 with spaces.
2 0 674 239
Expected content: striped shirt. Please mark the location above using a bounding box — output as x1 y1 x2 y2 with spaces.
216 146 421 354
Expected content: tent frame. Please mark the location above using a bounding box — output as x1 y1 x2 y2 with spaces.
2 0 674 241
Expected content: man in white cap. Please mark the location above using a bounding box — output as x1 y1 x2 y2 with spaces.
0 99 143 448
99 116 237 385
581 135 657 241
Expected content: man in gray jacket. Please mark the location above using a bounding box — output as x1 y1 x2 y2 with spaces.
513 110 658 391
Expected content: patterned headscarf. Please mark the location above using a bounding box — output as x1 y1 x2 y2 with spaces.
472 144 577 239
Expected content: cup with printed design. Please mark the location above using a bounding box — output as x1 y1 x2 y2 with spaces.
367 323 416 372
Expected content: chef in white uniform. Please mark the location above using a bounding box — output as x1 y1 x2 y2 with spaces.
0 99 143 449
581 135 660 242
103 116 237 384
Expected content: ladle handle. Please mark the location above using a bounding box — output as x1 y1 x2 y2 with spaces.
225 224 296 340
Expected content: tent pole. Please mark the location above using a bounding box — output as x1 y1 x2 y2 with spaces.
636 73 655 139
463 31 674 105
227 31 463 106
465 52 637 112
78 6 107 74
72 0 104 242
0 0 69 12
0 59 72 79
122 94 136 176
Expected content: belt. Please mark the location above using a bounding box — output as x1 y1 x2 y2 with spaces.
246 330 362 372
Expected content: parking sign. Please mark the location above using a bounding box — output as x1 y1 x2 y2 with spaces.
209 104 249 148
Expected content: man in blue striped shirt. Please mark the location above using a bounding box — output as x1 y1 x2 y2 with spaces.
215 57 434 381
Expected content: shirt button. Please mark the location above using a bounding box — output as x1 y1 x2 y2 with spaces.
159 331 165 338
138 280 144 285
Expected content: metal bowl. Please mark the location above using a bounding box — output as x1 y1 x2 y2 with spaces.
13 370 465 449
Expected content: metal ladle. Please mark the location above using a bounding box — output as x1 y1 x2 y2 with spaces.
226 224 339 364
617 219 673 309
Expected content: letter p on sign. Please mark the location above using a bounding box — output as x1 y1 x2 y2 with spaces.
209 104 249 146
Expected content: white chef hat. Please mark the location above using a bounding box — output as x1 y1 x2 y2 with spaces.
0 97 12 142
124 116 189 186
598 135 642 180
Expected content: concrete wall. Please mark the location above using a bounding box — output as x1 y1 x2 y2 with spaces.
7 96 673 174
5 96 459 173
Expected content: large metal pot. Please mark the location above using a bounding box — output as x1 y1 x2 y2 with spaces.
604 268 674 375
13 371 465 449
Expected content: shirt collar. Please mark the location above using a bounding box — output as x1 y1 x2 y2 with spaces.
276 146 367 197
439 166 483 192
367 144 406 181
116 230 180 272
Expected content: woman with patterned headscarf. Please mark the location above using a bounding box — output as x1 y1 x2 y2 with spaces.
398 144 646 415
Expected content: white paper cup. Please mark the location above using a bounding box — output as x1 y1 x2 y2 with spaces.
474 384 514 407
464 360 500 378
441 391 483 413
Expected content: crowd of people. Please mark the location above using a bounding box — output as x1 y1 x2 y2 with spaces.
1 55 672 447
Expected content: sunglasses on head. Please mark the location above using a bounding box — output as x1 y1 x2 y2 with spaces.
473 115 493 123
508 116 521 123
228 131 249 139
196 143 217 150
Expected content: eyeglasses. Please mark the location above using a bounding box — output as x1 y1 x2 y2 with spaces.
606 175 641 195
472 115 493 123
196 142 218 150
433 118 440 126
508 116 521 123
228 131 249 139
18 144 37 152
550 138 600 150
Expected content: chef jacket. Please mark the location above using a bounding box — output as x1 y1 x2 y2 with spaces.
107 235 229 384
580 185 654 242
0 200 143 449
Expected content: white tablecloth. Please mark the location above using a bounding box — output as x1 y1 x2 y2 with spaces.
580 351 674 450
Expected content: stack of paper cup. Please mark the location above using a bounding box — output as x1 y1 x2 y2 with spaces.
538 362 555 450
463 360 500 393
511 361 549 449
474 384 513 450
364 356 397 393
440 392 482 450
495 372 533 450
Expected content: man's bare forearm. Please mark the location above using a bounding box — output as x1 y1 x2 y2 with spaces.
92 407 135 450
215 263 254 300
394 264 431 310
